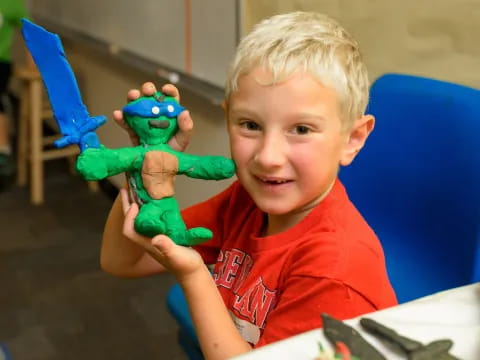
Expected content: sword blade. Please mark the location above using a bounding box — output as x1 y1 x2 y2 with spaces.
21 19 105 151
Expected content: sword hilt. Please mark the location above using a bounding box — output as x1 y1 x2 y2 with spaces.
54 115 107 152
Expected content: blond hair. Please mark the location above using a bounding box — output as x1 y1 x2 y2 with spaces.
225 12 369 129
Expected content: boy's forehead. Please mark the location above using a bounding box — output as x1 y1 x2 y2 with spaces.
237 67 338 93
231 68 340 102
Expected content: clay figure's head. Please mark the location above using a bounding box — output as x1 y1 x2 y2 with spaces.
122 92 185 145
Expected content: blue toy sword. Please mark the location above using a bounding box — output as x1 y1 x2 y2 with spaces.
21 19 106 152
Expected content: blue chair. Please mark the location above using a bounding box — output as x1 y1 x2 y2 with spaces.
339 73 480 303
0 344 11 360
167 284 203 360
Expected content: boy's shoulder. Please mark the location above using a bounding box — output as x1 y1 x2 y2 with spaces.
284 223 395 308
297 179 376 237
285 180 387 275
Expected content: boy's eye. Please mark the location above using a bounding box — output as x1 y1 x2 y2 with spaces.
293 125 311 135
240 120 261 131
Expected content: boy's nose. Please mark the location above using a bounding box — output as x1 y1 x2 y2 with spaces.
254 134 287 168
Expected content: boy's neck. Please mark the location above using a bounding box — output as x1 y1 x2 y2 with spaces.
261 180 336 236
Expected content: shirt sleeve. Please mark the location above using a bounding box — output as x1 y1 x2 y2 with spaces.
4 0 29 24
255 276 376 348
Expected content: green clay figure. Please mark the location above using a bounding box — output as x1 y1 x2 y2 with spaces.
20 20 234 246
76 92 236 246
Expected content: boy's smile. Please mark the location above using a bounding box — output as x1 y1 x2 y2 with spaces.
227 67 367 235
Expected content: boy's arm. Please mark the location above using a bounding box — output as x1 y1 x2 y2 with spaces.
120 203 252 359
180 266 252 360
100 189 167 277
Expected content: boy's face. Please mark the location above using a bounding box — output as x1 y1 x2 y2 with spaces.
226 67 372 218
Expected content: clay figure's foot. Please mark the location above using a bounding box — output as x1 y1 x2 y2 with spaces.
173 227 213 247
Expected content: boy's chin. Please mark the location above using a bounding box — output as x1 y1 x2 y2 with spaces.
255 200 299 216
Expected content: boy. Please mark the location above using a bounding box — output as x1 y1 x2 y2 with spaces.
102 11 397 360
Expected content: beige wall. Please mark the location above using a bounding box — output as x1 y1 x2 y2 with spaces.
242 0 480 89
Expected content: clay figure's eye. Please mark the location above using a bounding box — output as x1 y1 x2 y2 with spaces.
167 105 174 114
152 106 160 115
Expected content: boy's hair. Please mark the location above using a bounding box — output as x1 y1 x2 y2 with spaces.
225 11 369 129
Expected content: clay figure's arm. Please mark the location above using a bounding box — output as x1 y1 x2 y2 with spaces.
76 146 143 181
174 151 236 180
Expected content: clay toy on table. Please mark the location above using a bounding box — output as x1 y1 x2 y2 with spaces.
76 93 235 245
319 314 459 360
21 19 236 246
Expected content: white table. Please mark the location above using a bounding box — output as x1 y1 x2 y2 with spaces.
232 283 480 360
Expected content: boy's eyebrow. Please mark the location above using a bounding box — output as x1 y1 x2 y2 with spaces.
296 112 327 122
228 107 328 123
228 106 257 117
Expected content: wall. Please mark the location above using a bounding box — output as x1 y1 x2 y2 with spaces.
31 0 238 89
241 0 480 89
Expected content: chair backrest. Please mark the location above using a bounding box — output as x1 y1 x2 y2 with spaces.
339 73 480 303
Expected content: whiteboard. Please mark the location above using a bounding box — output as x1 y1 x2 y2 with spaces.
30 0 239 88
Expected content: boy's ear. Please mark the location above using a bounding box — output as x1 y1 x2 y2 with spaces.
221 100 228 113
221 100 230 122
340 114 375 166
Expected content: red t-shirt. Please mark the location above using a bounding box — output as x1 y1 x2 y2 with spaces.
182 178 397 347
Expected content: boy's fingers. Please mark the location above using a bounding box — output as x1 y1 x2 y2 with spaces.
120 195 162 257
141 82 156 96
113 110 140 146
113 110 128 128
122 203 149 246
161 83 180 102
113 109 123 122
152 235 175 256
119 188 132 215
177 110 193 133
126 201 139 220
168 110 192 151
161 83 190 151
127 89 141 101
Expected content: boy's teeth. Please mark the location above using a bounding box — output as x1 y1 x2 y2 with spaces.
264 179 288 184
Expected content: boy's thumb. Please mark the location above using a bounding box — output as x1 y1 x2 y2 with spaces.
152 235 174 255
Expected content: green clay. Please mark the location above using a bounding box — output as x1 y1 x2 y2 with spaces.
76 92 235 246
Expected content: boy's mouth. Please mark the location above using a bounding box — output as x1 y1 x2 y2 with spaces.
258 176 292 185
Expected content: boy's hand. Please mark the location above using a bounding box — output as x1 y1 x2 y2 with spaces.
113 82 193 151
120 189 204 278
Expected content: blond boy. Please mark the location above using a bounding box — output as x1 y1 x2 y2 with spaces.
102 11 397 360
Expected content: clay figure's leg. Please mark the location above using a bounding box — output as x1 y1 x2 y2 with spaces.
157 198 213 246
134 201 167 238
134 198 212 246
